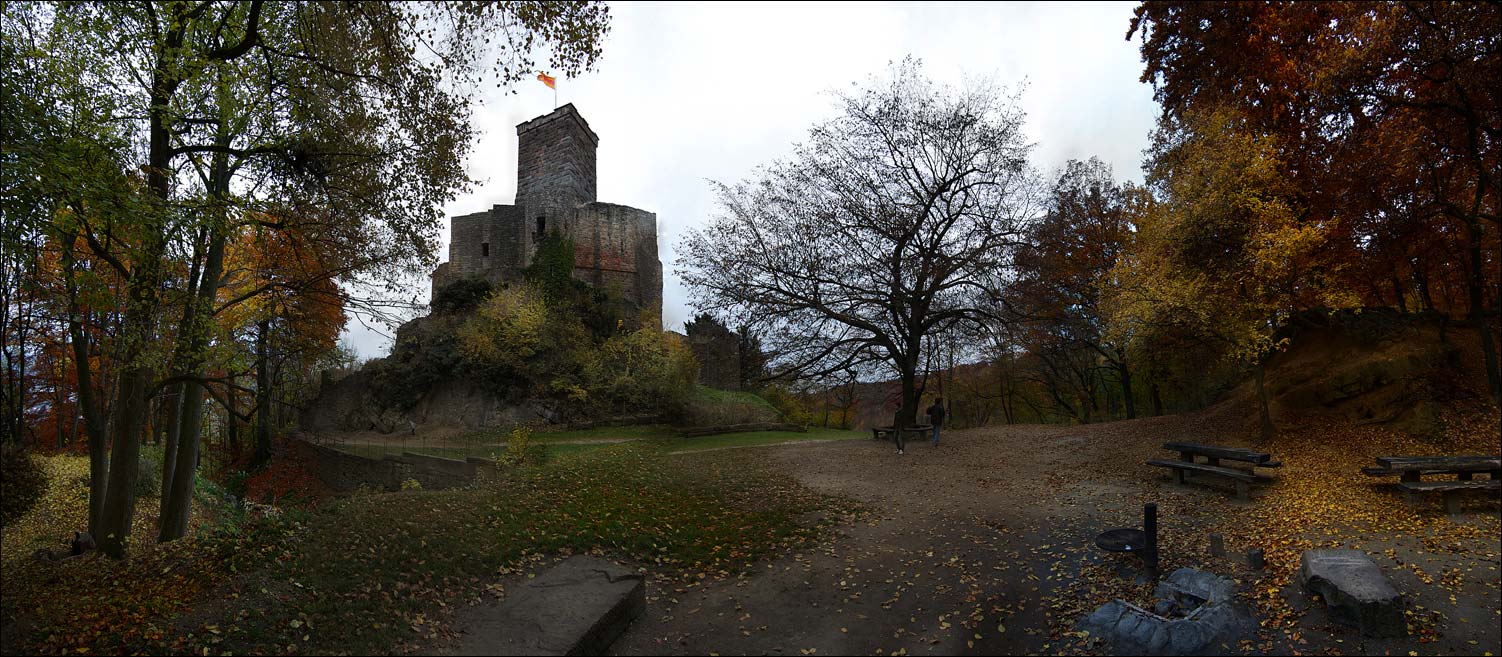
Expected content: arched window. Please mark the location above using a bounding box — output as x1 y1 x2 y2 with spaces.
536 216 546 235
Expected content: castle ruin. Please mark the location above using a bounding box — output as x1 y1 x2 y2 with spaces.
431 104 663 321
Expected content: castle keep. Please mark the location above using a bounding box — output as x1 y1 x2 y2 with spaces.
431 104 662 320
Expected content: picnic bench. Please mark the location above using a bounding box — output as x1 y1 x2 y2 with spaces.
1361 455 1500 515
1147 442 1281 500
871 425 932 443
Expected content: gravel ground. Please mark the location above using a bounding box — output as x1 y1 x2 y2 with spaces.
609 417 1502 656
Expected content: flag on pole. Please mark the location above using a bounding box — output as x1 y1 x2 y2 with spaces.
537 72 556 89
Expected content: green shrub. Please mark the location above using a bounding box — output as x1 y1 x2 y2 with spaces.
431 277 493 315
0 447 48 526
136 444 164 497
498 426 544 466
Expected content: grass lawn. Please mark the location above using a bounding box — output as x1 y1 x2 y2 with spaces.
334 440 622 461
1 440 856 655
658 427 863 453
329 424 860 461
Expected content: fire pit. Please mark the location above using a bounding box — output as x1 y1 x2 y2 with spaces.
1095 503 1158 576
1077 567 1254 655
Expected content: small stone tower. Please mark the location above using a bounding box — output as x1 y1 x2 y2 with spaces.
515 106 598 209
432 104 663 323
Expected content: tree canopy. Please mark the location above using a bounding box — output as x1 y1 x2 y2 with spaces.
679 59 1041 425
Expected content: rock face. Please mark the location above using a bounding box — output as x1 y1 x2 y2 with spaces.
1078 568 1253 656
300 371 551 435
453 556 645 656
1300 549 1406 638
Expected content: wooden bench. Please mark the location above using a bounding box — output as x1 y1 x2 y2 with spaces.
1398 480 1502 514
871 425 932 443
1367 455 1501 515
1150 442 1281 499
1162 442 1278 466
1147 458 1260 499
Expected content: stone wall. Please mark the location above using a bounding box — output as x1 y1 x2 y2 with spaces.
686 325 741 391
300 439 500 492
516 104 598 209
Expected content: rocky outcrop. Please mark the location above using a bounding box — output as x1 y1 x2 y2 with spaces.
1299 549 1406 638
300 372 552 435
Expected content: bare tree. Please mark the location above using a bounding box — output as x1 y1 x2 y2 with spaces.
678 60 1040 427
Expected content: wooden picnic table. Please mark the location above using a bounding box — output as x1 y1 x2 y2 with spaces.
1362 455 1500 514
1149 441 1281 499
871 425 933 442
1162 441 1281 467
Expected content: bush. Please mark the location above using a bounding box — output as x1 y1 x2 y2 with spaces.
400 478 423 491
498 426 545 466
136 444 163 497
431 277 493 315
583 326 699 417
0 446 48 526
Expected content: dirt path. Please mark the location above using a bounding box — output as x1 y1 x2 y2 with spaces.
610 420 1502 656
611 425 1142 655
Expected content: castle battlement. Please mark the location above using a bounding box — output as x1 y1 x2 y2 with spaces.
433 105 662 322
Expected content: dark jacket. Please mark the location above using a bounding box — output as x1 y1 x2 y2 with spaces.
927 403 945 426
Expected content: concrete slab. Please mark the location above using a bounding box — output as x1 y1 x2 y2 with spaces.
453 556 644 656
1299 549 1405 638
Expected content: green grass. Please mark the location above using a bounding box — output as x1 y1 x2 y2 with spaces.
434 423 675 446
660 428 863 453
532 424 675 443
334 441 619 461
2 442 858 655
693 384 776 409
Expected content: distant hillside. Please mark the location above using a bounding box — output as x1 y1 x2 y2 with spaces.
1213 311 1495 440
825 311 1497 436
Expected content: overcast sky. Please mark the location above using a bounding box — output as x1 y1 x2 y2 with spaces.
341 1 1160 359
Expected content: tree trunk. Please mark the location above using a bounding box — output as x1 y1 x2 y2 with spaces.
1117 360 1136 420
1255 362 1275 443
98 6 186 557
158 383 182 515
159 228 227 541
62 238 111 540
254 319 272 468
227 378 238 458
1149 378 1164 417
897 364 919 428
1464 218 1501 403
1414 266 1436 312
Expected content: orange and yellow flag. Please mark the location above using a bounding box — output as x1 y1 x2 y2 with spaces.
537 72 556 89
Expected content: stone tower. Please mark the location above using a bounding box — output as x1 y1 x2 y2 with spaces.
431 104 663 324
515 105 598 209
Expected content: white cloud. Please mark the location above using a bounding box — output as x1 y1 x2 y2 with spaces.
340 1 1159 359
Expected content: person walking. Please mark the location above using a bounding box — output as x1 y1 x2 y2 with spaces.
927 397 946 446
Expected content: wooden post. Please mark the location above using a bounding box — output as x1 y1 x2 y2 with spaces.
1144 503 1159 578
1444 491 1462 516
1400 470 1420 483
1458 472 1473 481
1247 548 1265 570
1235 480 1249 500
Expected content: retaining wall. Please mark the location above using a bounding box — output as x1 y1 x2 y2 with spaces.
300 439 499 492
